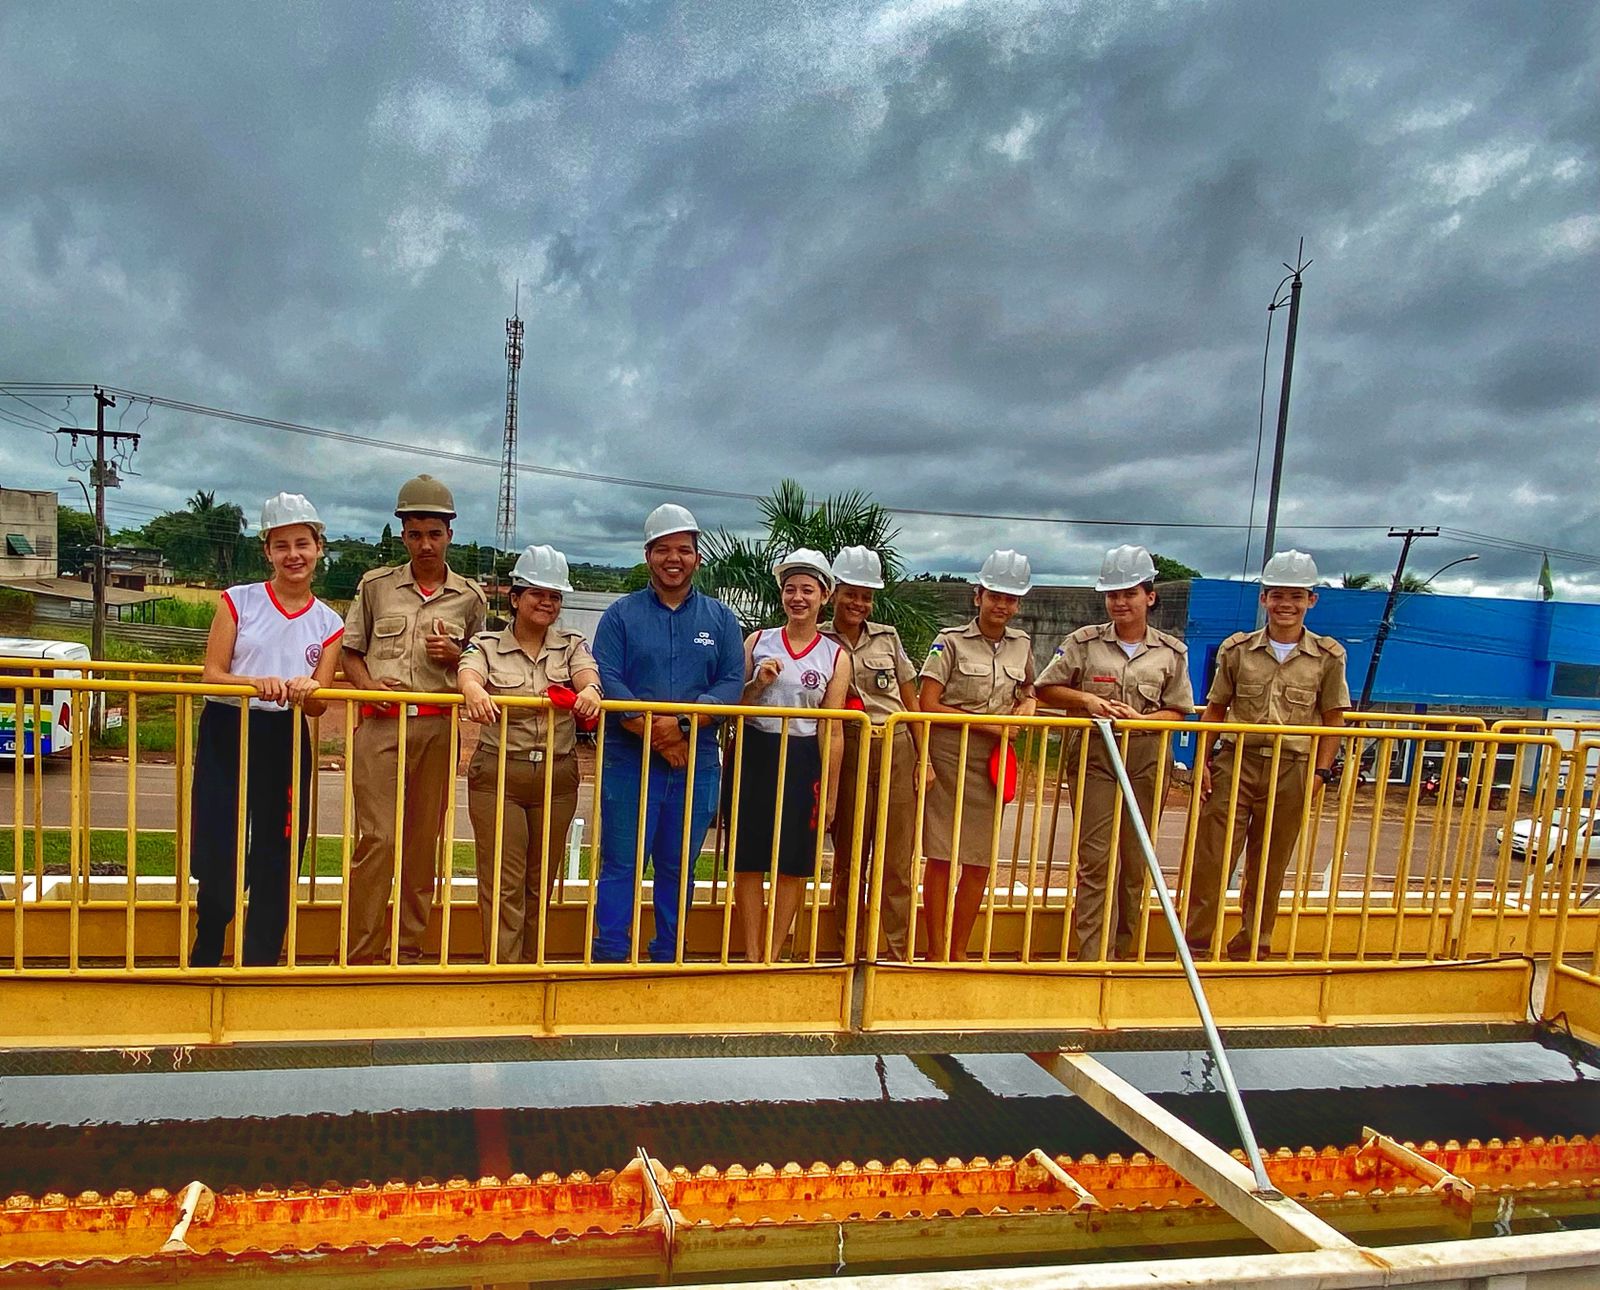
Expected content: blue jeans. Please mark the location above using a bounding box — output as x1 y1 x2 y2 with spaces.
592 756 721 962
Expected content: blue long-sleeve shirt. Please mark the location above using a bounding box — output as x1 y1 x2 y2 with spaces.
593 585 745 766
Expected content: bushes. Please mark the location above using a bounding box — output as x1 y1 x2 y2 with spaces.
152 598 217 630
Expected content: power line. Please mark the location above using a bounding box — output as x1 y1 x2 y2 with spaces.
19 382 1390 535
0 408 53 433
1440 527 1600 569
0 393 55 431
7 381 1599 555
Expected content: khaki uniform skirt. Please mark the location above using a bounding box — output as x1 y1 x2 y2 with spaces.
924 725 1004 868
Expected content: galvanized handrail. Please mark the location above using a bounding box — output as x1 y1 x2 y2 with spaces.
1093 717 1275 1194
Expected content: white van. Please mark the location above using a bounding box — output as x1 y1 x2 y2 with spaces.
0 637 92 758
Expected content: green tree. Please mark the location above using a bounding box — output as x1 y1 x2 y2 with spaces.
57 505 98 577
317 538 386 600
1340 572 1380 589
700 479 939 658
1152 552 1200 581
186 490 247 581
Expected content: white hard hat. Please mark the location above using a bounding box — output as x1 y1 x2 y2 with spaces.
977 549 1033 596
643 502 701 547
510 543 573 593
831 545 885 590
1261 549 1319 589
771 547 835 593
258 492 324 538
1094 544 1157 592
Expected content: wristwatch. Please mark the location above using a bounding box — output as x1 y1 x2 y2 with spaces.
677 714 694 738
1315 767 1334 785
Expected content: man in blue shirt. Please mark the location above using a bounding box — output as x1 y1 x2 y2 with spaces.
591 504 745 962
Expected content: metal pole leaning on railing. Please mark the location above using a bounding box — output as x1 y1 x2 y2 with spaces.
1093 717 1276 1196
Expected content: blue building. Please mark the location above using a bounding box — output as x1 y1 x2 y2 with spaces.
1177 580 1600 780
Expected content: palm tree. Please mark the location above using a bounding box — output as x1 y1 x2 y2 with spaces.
700 480 939 657
188 489 246 580
1339 570 1435 594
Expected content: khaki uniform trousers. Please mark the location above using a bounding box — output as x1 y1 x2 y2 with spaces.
467 749 581 964
346 715 453 964
830 725 917 961
1068 732 1160 961
1184 744 1309 951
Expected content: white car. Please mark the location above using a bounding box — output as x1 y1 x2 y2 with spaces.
1496 808 1600 863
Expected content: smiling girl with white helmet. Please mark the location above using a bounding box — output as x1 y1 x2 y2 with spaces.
731 548 854 962
916 549 1037 961
1035 544 1194 961
457 544 602 964
189 493 344 968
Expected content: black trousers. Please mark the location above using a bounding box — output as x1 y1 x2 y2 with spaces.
189 702 313 967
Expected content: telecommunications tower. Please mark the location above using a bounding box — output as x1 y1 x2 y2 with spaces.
495 290 524 558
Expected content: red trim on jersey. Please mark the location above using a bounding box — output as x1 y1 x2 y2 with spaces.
265 582 314 620
781 628 823 660
221 591 238 622
322 627 345 649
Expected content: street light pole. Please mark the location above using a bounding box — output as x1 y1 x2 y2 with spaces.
1256 241 1312 629
1260 248 1310 573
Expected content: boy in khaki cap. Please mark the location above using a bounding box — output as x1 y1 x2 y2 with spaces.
342 475 487 964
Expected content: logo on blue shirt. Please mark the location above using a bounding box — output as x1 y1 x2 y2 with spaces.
693 631 717 647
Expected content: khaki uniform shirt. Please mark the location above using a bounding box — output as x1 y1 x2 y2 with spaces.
343 563 488 695
919 620 1035 716
458 625 596 758
1209 627 1351 757
828 620 917 727
1038 623 1194 718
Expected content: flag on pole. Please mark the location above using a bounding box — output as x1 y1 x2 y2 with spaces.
1538 553 1554 601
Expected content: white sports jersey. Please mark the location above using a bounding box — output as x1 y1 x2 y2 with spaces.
750 626 841 736
219 582 344 711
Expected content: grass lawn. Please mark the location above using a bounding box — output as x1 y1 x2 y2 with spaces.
0 828 723 880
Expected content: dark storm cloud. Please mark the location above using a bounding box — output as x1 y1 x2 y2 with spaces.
0 0 1596 597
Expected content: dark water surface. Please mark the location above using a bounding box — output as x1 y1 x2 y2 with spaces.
2 1041 1596 1197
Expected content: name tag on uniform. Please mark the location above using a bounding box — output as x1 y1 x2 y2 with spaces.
1092 674 1116 683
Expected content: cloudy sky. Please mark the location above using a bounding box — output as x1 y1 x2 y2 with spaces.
2 1 1596 595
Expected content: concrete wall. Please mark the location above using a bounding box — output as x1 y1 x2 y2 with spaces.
0 489 57 580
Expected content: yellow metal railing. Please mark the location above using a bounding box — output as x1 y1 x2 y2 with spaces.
0 673 879 975
3 675 1592 972
1536 735 1600 1041
4 668 1599 1047
3 665 1600 1049
855 712 1581 968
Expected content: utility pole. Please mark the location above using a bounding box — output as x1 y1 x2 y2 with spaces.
57 388 138 730
1257 240 1312 628
1357 526 1438 711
